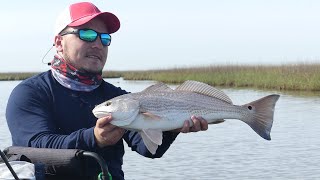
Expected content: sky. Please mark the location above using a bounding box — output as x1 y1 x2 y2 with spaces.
1 0 320 72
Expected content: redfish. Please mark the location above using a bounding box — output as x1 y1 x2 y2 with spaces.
93 80 280 154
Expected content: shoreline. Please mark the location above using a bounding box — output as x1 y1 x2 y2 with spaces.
1 63 319 91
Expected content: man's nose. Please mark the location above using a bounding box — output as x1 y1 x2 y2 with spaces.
91 36 104 48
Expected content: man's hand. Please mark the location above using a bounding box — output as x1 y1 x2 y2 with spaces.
94 115 125 148
173 115 209 133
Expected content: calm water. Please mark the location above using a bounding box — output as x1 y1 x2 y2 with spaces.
0 78 319 179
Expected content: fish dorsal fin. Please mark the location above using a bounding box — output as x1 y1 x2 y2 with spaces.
142 82 174 93
175 80 233 104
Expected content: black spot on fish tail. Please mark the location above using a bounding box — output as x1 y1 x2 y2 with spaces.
241 94 280 140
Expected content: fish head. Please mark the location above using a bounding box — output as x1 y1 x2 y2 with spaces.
92 96 140 126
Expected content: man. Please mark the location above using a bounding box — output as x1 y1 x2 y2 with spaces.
6 2 208 179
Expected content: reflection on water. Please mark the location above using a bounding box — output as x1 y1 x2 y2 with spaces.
0 78 319 179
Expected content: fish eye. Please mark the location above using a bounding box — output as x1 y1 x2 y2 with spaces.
106 101 112 106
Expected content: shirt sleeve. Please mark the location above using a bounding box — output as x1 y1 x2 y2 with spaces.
6 82 98 151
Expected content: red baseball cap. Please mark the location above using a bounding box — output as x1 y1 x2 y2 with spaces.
55 2 120 35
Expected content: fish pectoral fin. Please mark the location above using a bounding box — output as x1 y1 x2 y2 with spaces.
140 129 163 155
141 111 162 120
209 119 225 125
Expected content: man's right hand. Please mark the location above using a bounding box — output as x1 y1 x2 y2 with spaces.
94 115 125 148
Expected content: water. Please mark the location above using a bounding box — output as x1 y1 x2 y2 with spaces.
0 78 319 179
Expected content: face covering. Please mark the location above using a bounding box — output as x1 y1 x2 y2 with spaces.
51 55 102 92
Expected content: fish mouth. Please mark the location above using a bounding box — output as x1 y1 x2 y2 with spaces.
92 111 110 119
93 110 134 122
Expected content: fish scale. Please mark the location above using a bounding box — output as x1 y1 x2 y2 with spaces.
137 91 240 119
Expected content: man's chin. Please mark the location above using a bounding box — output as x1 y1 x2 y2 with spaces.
80 66 103 74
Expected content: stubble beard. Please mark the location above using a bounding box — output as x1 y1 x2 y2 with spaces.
63 47 104 74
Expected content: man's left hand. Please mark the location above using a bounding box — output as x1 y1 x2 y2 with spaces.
173 115 208 133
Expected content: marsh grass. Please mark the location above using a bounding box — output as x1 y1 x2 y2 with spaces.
0 72 38 81
104 63 320 91
1 63 319 91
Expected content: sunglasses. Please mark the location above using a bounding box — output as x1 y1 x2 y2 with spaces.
60 29 111 46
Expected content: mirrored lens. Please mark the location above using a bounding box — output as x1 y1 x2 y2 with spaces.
79 29 97 42
101 34 111 46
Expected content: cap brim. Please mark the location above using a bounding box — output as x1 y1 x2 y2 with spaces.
68 12 120 34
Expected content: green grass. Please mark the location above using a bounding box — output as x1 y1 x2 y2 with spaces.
1 63 319 91
104 63 320 91
0 72 38 81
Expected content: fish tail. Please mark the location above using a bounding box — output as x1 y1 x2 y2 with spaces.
242 94 280 140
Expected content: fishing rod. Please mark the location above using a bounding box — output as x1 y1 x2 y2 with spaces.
0 149 20 180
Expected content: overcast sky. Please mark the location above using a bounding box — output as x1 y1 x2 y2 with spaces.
1 0 319 72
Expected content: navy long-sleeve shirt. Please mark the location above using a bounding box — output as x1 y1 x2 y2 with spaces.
6 70 178 179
